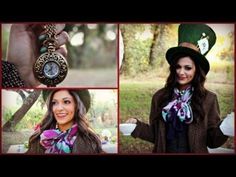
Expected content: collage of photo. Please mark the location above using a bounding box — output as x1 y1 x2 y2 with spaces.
1 23 235 155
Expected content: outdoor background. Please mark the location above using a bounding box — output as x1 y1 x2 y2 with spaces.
2 89 118 153
2 24 118 87
119 24 234 153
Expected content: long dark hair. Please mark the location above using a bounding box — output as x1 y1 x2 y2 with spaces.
157 54 207 122
27 89 101 154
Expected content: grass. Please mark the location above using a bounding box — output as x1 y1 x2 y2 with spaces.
120 81 164 123
119 77 234 153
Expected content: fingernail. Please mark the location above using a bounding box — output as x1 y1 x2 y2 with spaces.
38 34 46 41
40 47 47 53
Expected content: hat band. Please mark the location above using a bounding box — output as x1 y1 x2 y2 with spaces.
179 42 200 53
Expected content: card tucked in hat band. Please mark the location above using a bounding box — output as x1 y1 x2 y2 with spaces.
197 37 209 55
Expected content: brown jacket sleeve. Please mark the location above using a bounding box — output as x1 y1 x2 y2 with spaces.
206 93 228 148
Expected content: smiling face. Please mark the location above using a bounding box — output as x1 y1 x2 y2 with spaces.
52 90 76 132
176 56 196 90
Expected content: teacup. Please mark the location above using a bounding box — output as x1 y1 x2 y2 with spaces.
119 123 137 136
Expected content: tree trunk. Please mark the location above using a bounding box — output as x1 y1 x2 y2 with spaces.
149 25 159 66
15 90 27 100
149 24 166 66
3 90 41 132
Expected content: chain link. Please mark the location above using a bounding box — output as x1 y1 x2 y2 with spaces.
42 24 58 52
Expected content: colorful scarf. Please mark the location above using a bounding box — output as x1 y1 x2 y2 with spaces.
162 86 193 139
40 123 78 154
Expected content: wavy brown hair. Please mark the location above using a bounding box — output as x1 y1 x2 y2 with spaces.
157 54 207 122
27 89 102 154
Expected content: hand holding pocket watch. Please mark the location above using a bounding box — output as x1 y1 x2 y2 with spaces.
34 24 68 87
5 24 68 87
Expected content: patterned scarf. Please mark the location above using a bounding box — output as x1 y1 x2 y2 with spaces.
40 123 78 154
162 86 193 139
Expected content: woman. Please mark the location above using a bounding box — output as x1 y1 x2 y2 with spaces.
125 24 229 153
27 89 103 154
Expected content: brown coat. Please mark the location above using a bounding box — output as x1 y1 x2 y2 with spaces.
131 88 228 153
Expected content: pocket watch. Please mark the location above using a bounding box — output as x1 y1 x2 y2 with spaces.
33 24 68 87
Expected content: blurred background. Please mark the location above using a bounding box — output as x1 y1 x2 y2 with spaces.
119 23 234 153
2 89 118 153
2 23 118 87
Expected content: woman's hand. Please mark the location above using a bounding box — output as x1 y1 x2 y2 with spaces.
7 24 69 87
126 118 137 124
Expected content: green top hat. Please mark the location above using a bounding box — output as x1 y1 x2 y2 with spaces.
166 24 216 74
42 89 91 112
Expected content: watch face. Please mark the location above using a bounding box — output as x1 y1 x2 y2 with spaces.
43 61 60 79
34 52 68 86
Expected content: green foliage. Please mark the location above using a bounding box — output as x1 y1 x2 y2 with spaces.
2 108 15 123
95 127 117 144
210 60 233 73
151 24 178 69
88 91 117 128
207 61 234 84
89 99 114 118
216 32 234 61
3 105 45 131
120 24 178 76
15 106 45 130
96 127 117 136
121 24 153 76
226 63 234 81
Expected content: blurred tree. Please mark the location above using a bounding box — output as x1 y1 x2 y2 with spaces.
149 24 178 68
36 92 46 109
64 24 117 69
120 24 153 76
149 24 166 66
120 24 178 76
217 32 234 61
88 91 96 121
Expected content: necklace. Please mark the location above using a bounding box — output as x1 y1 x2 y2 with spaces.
33 24 68 87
